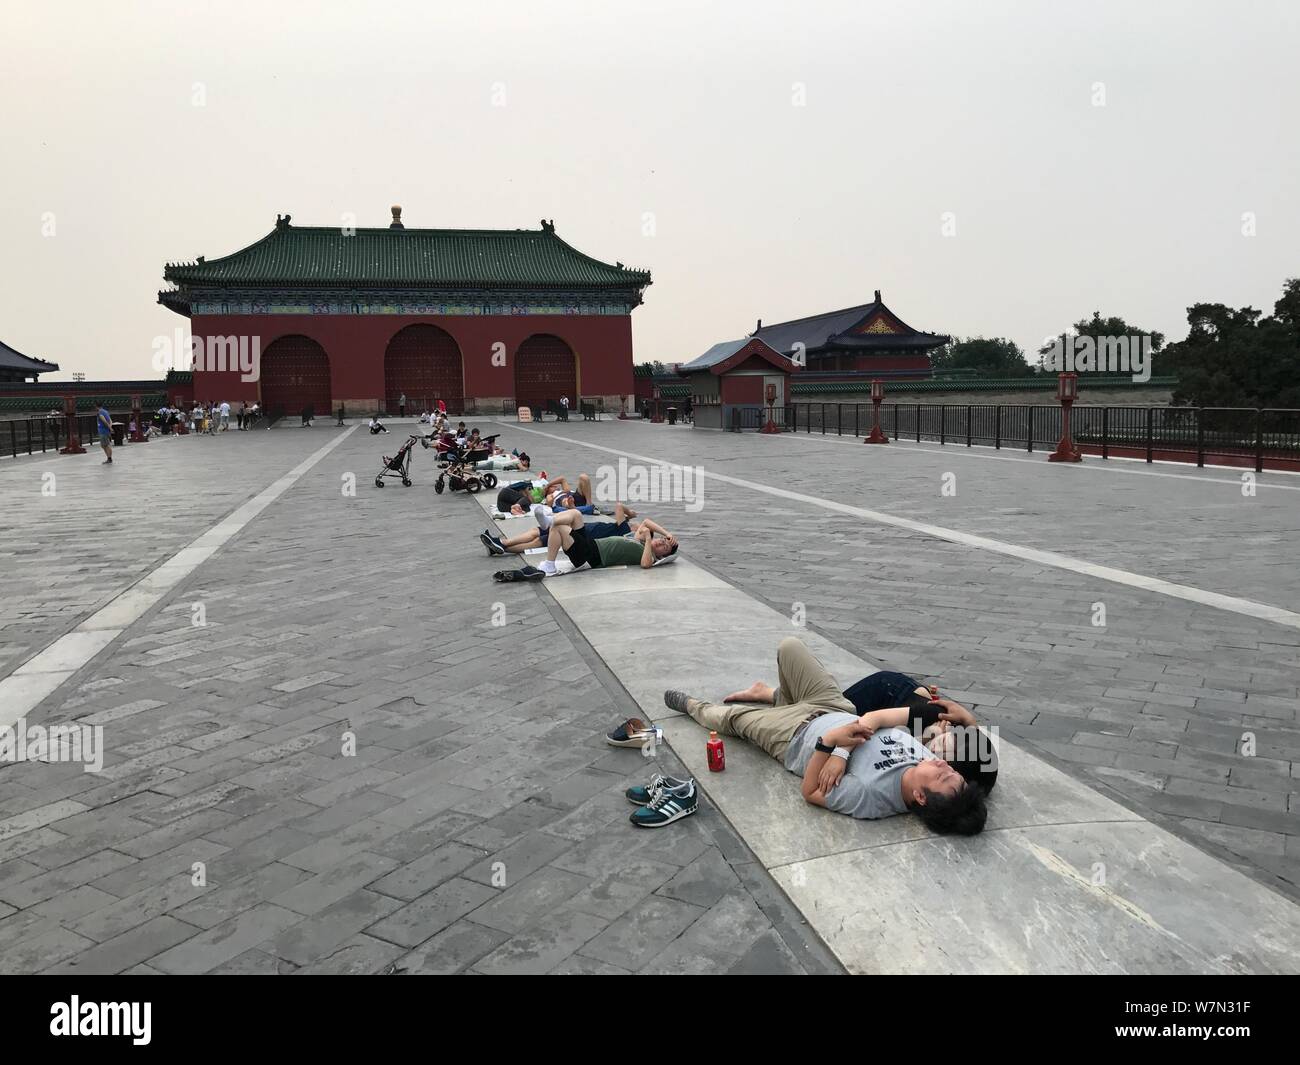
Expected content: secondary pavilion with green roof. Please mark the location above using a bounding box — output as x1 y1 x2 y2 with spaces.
159 207 651 416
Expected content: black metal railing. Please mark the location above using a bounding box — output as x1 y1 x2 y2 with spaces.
730 405 796 431
2 413 118 458
789 403 1300 471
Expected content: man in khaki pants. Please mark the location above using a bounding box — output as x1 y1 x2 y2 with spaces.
669 636 855 762
663 637 987 834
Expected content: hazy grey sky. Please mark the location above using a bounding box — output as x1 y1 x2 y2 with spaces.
4 0 1297 381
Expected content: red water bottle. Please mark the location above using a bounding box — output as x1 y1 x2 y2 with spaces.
706 730 726 772
928 685 939 699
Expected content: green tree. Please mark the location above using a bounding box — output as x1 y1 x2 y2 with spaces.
931 337 1029 376
1158 279 1300 408
1036 311 1166 372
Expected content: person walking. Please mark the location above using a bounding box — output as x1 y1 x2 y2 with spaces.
96 404 113 464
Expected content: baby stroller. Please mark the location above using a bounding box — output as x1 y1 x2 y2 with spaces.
374 433 421 488
434 434 501 495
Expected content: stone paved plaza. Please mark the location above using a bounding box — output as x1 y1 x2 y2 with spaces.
1 418 1298 974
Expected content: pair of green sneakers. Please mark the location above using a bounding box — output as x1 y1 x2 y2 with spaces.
626 773 698 828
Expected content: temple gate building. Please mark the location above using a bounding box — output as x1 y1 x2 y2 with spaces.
751 290 947 378
159 209 651 415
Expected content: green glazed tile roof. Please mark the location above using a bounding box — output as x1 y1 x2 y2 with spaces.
164 220 652 290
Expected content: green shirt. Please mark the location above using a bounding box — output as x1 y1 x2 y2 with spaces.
596 537 645 567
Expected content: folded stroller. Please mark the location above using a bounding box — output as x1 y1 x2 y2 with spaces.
374 433 421 488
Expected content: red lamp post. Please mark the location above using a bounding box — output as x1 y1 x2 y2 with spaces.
863 379 889 444
129 393 147 443
651 384 664 423
619 394 629 420
58 395 86 454
761 382 781 434
1047 372 1083 462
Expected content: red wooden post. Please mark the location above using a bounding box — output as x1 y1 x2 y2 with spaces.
863 379 889 444
129 394 147 442
58 395 86 454
1047 372 1083 462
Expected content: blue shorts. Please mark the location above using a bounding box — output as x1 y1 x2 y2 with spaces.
842 671 921 715
584 521 631 540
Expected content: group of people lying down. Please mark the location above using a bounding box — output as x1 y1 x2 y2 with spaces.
486 474 679 576
659 637 995 835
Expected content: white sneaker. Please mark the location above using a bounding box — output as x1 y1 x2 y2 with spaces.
539 560 558 576
532 504 554 533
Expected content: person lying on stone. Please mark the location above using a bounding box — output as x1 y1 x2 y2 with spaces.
481 502 639 555
474 450 530 472
495 473 589 516
725 667 998 795
666 637 987 835
537 509 677 575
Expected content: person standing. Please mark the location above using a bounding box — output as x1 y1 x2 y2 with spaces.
237 401 247 430
399 392 407 417
97 404 113 464
219 399 231 431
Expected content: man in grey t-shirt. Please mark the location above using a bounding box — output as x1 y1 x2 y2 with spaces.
665 637 986 835
784 714 948 820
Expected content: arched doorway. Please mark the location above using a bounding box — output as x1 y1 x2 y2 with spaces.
384 324 463 415
259 336 332 418
515 334 576 413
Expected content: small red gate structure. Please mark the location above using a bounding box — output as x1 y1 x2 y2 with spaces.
1048 372 1083 462
863 379 889 444
58 395 86 454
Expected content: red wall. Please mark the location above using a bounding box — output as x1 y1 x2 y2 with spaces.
188 313 635 404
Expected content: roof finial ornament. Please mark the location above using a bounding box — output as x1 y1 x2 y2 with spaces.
874 289 881 303
390 205 404 230
540 218 555 233
275 214 292 229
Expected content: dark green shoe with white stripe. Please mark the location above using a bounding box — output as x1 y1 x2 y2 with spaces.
625 772 689 806
629 779 697 828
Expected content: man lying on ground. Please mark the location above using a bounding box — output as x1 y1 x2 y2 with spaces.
539 508 677 575
480 503 639 555
725 666 998 794
495 473 590 516
664 637 988 834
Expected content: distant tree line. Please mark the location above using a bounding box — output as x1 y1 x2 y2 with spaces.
931 277 1300 408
